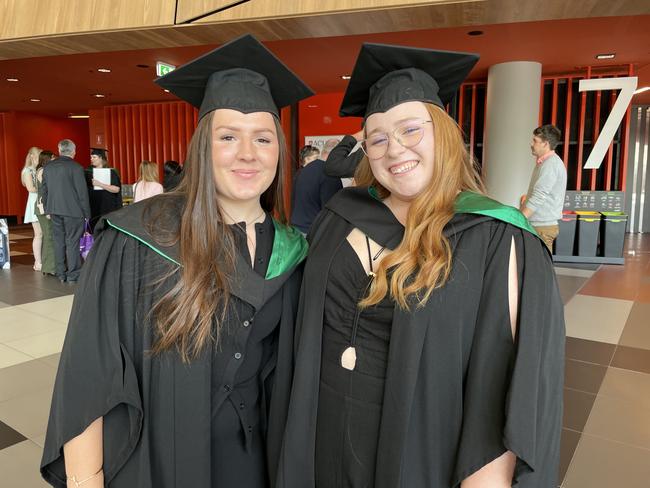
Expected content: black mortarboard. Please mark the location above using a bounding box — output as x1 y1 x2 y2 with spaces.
339 43 479 119
155 34 314 120
90 148 108 159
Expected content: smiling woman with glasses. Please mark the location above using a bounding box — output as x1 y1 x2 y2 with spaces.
276 43 565 488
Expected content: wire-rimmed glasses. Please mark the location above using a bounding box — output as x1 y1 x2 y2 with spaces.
361 120 432 160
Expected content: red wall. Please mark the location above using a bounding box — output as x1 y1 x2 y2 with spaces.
298 92 363 149
0 112 89 220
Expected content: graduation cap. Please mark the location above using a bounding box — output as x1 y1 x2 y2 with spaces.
155 34 314 120
339 43 479 119
90 148 108 159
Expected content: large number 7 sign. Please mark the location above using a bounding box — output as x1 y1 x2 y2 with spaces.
579 76 638 169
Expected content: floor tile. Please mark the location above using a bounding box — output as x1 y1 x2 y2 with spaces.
4 329 66 360
599 368 650 410
16 295 73 325
554 266 596 278
0 359 57 403
556 275 588 304
0 344 34 369
610 345 650 374
565 337 616 365
564 295 633 344
0 387 55 438
578 265 644 301
564 359 607 394
562 388 596 432
0 440 50 488
583 394 650 449
0 420 27 450
0 308 64 343
563 434 650 488
31 433 46 448
38 353 61 369
558 428 580 485
618 302 650 350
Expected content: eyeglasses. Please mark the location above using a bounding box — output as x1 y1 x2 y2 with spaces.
361 120 432 160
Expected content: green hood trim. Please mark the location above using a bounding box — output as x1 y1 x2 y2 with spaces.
106 219 181 266
367 187 537 236
106 218 307 280
267 220 308 279
454 191 538 236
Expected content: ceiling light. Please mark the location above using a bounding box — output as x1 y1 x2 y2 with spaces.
97 68 111 73
93 94 105 98
340 75 351 80
6 77 18 82
163 89 170 93
68 114 90 119
307 104 319 108
634 87 650 95
468 30 484 36
30 98 40 102
595 53 616 60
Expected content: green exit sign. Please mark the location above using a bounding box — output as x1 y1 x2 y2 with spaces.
156 62 176 77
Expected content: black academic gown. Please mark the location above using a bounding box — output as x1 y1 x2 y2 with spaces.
276 187 565 488
40 195 304 488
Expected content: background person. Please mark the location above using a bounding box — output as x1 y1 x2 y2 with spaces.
21 146 43 270
520 124 567 252
163 160 183 192
133 160 164 202
86 148 122 231
41 139 90 284
35 150 56 275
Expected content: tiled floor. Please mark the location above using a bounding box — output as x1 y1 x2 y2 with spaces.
1 225 649 487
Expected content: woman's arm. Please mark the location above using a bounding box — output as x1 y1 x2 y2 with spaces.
91 179 121 193
461 237 519 487
63 417 104 487
22 170 38 192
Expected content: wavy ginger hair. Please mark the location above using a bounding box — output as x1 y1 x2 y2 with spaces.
355 103 485 310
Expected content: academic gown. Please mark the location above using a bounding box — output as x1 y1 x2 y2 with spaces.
276 187 565 488
40 195 307 488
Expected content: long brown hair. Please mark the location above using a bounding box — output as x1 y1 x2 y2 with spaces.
147 111 288 361
355 103 485 309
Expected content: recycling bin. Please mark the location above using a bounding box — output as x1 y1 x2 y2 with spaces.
575 211 600 257
555 211 577 256
600 212 628 258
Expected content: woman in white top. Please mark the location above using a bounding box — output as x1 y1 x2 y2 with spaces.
21 146 43 270
133 160 164 203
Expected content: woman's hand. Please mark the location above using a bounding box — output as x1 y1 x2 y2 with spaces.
91 179 103 188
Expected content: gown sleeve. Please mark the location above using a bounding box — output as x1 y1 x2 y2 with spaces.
40 226 144 487
452 222 565 488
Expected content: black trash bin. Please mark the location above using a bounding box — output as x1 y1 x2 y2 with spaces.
600 212 628 258
555 211 577 256
576 211 600 257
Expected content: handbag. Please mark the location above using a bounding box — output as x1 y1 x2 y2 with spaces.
79 220 94 260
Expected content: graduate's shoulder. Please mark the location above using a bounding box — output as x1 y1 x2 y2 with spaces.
95 194 183 266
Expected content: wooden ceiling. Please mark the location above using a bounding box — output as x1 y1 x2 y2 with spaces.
0 3 649 115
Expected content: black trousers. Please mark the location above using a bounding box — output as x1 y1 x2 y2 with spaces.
50 215 84 281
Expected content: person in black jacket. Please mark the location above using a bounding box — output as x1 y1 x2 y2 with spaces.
42 139 90 283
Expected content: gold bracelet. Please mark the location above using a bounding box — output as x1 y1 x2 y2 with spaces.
67 467 102 487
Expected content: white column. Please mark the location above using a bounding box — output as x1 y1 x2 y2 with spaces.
483 62 542 207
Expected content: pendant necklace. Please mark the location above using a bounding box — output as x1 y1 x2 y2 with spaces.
341 235 386 371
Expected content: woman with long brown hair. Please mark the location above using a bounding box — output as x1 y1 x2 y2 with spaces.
277 44 564 488
41 35 313 488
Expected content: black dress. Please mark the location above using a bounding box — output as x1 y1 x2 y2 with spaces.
315 240 393 488
211 215 279 486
